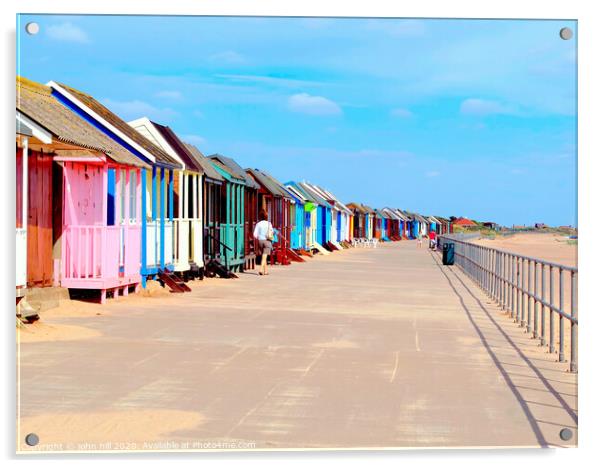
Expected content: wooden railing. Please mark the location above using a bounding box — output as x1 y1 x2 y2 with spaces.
63 225 141 281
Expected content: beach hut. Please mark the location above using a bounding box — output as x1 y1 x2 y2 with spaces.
205 154 253 272
47 80 183 291
361 204 376 240
393 209 411 239
284 181 327 255
128 118 205 278
304 183 349 250
281 184 307 253
183 144 234 276
346 203 367 239
298 182 333 250
246 168 295 265
317 186 353 246
383 208 403 240
373 209 387 241
427 216 442 235
17 77 152 303
211 155 260 271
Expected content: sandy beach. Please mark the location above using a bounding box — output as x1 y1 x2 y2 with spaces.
473 232 577 267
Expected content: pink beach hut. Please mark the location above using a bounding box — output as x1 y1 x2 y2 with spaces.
17 77 149 303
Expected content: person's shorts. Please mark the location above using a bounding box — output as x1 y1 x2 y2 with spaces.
258 239 273 255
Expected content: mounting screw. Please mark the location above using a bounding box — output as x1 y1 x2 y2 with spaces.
25 433 39 446
559 428 573 441
559 27 573 40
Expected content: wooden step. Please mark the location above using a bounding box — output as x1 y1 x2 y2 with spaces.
158 269 191 293
287 248 306 262
205 259 238 279
313 244 330 255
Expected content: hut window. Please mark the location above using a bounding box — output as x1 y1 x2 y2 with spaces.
120 169 126 224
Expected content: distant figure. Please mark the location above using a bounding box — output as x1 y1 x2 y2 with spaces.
253 209 274 276
428 230 437 250
417 232 423 248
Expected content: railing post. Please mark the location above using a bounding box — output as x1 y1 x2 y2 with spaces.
527 259 532 333
511 255 516 320
558 268 566 363
520 257 526 328
570 270 578 372
533 262 539 339
549 266 556 354
540 264 546 346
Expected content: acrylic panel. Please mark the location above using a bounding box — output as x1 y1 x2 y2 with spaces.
16 14 577 453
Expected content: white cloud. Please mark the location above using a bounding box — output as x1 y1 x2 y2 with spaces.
287 93 342 116
425 171 441 177
155 90 182 100
209 51 246 65
181 134 207 147
101 99 177 122
390 108 413 118
460 98 515 116
46 22 89 43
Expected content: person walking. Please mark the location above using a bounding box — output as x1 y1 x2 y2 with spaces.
417 232 423 248
428 230 437 250
253 209 274 276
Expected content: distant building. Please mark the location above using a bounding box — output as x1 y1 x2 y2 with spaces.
534 223 547 229
452 217 477 227
483 222 500 231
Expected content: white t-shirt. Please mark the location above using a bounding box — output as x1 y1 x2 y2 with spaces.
253 220 273 241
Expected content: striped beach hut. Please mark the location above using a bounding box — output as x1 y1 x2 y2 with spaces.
382 208 403 240
206 154 253 272
284 181 326 255
303 183 349 250
47 80 182 291
346 202 367 239
246 168 294 265
182 144 234 275
17 77 151 303
373 209 387 241
210 155 261 271
128 118 205 278
318 187 352 246
361 204 376 240
392 209 411 239
298 182 333 250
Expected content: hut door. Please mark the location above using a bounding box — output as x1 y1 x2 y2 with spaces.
27 150 54 287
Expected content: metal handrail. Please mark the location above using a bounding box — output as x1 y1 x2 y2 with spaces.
439 235 578 373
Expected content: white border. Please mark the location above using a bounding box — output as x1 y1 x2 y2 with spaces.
3 2 600 467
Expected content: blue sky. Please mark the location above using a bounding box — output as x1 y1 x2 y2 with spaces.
17 15 577 226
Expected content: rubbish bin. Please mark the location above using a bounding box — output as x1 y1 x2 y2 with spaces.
442 242 455 265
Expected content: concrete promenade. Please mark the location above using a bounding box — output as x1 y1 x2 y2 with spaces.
17 242 577 451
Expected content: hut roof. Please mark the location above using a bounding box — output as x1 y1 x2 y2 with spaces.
287 182 322 205
182 144 224 182
304 183 352 214
48 80 180 168
16 77 148 168
346 202 368 214
209 154 260 188
453 217 478 226
247 168 292 199
149 122 204 173
298 182 330 207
